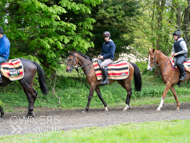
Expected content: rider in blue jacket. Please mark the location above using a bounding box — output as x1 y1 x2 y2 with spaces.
98 31 116 85
0 27 10 83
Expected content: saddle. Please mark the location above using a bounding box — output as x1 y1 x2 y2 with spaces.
0 58 24 81
170 57 190 72
93 60 129 80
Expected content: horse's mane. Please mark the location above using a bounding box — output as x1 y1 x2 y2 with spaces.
74 51 92 61
155 50 168 58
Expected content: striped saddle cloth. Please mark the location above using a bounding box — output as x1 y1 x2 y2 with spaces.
93 60 129 80
0 58 24 81
170 57 190 72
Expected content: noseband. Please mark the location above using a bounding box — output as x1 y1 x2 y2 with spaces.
67 53 76 71
148 52 170 75
67 52 93 71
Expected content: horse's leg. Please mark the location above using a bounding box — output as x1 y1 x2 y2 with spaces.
28 88 37 117
83 84 96 112
123 83 132 111
26 88 37 118
20 80 38 117
95 86 108 111
170 85 180 110
157 82 172 111
117 80 132 111
0 105 4 118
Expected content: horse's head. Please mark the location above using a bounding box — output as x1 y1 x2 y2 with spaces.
66 51 78 73
147 48 157 71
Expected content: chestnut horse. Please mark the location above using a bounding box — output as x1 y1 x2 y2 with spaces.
147 48 190 111
66 51 142 112
0 58 48 119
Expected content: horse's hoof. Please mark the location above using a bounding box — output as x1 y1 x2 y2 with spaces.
105 107 108 112
176 108 180 110
26 113 35 118
82 109 88 113
123 105 129 111
0 117 4 122
25 114 29 118
156 108 161 111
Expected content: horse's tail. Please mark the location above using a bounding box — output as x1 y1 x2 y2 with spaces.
33 62 48 95
130 63 142 91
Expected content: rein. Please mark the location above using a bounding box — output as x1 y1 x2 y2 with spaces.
148 52 170 75
67 52 94 89
67 52 93 72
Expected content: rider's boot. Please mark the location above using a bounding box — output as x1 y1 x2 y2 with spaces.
179 72 186 81
101 67 109 85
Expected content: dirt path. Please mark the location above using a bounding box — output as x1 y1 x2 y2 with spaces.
1 102 190 136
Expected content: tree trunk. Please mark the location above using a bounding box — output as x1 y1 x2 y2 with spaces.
182 0 190 55
176 5 181 29
152 0 156 47
156 0 166 50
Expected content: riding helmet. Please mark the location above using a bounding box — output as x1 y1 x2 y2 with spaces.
173 30 181 37
103 31 111 37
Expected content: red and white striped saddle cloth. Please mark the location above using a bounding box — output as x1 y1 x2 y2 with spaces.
0 58 24 81
170 57 190 72
93 60 129 80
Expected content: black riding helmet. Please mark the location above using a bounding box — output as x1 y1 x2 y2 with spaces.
173 30 181 37
0 27 3 34
103 31 111 38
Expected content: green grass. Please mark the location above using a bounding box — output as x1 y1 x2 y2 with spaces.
0 119 190 143
0 65 190 112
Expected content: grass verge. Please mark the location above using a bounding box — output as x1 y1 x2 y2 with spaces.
0 119 189 143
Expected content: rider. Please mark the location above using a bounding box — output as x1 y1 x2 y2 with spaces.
0 27 10 83
97 31 116 85
171 30 188 81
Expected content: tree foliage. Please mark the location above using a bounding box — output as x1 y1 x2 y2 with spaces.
87 0 141 59
0 0 189 76
0 0 102 75
132 0 189 57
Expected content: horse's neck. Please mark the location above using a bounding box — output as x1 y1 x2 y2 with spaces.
77 55 92 75
77 55 90 66
156 52 171 73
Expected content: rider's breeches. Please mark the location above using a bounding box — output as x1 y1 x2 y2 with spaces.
175 56 186 75
99 58 113 69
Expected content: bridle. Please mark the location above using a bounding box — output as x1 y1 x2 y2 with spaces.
148 52 170 75
67 52 93 73
67 52 93 89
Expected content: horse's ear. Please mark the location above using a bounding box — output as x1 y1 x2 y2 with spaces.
153 48 155 53
149 47 152 50
68 50 70 53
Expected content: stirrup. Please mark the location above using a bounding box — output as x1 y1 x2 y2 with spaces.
179 75 186 81
173 64 177 68
101 79 109 85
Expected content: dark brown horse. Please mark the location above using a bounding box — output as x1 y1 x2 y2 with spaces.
0 58 48 119
147 48 190 111
66 51 142 112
